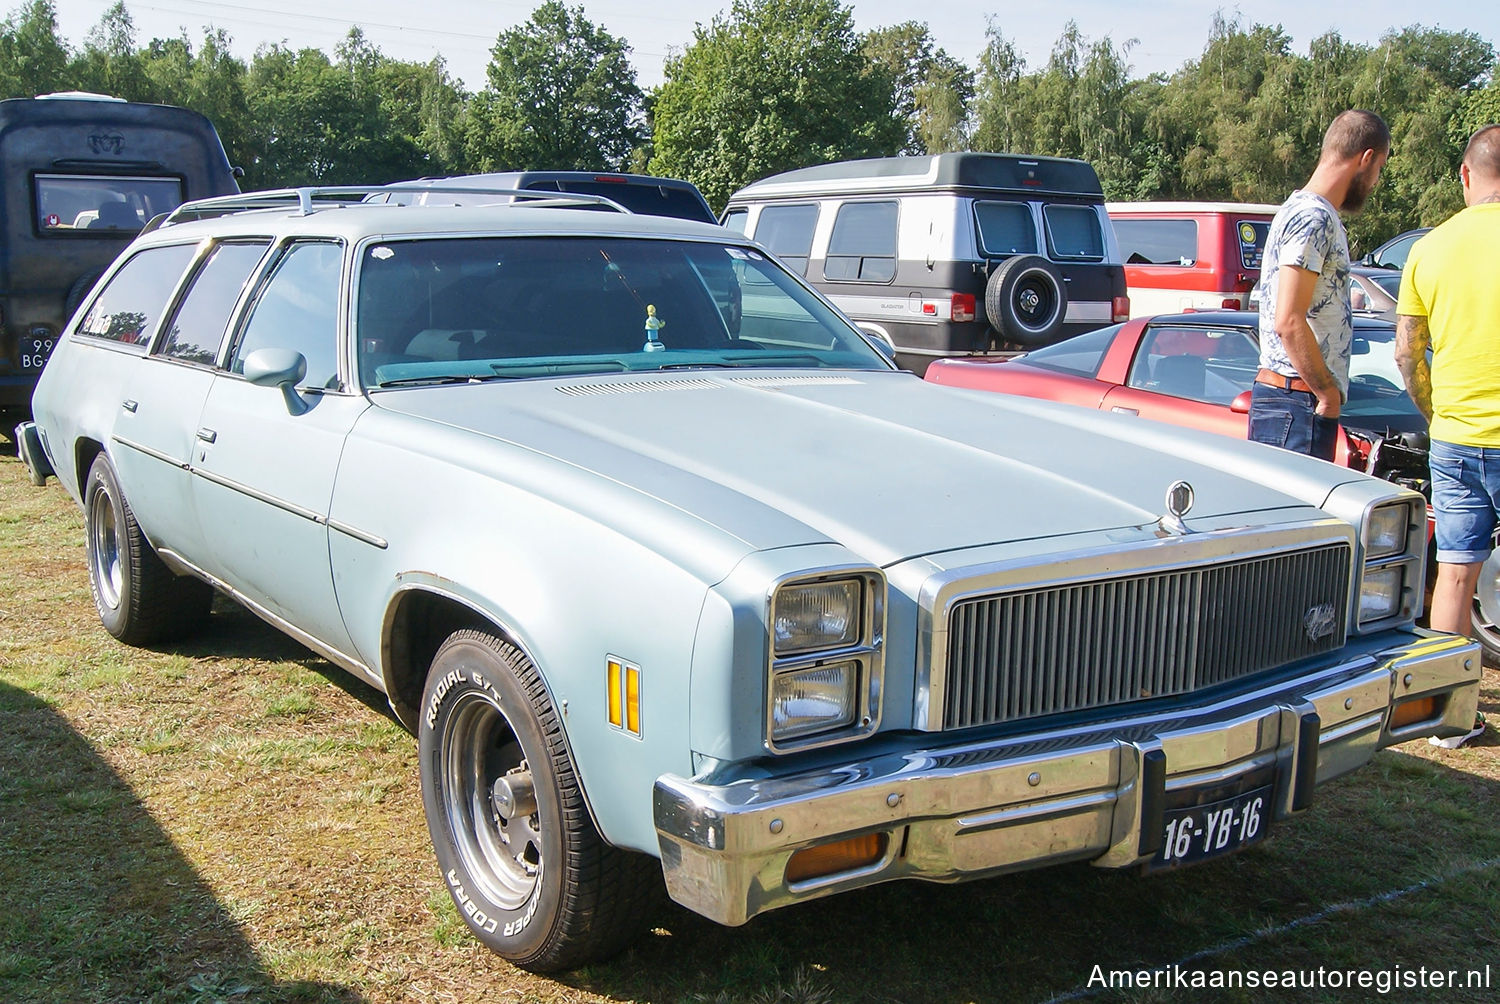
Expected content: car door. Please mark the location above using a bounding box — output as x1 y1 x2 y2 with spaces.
113 239 272 569
1098 322 1259 438
88 242 203 553
191 239 366 658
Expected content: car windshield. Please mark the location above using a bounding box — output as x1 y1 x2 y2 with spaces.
356 236 890 387
1013 322 1121 377
1345 324 1427 434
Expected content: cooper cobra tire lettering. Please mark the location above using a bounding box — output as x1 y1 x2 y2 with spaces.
446 869 498 934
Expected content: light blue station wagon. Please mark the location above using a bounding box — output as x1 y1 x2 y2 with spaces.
17 187 1481 971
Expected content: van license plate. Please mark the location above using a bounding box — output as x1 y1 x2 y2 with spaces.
1150 785 1270 870
22 335 55 370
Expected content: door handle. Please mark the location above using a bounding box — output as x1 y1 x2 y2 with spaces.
122 399 138 413
196 428 218 444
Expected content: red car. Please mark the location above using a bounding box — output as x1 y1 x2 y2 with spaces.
925 310 1429 485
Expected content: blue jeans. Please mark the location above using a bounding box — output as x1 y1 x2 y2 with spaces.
1429 440 1500 564
1248 383 1339 462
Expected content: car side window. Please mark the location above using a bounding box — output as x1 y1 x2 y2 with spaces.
158 241 271 365
1127 325 1258 404
231 241 343 389
753 204 819 275
1113 219 1198 266
75 243 197 346
721 208 748 234
1043 205 1105 261
824 201 897 283
974 201 1038 256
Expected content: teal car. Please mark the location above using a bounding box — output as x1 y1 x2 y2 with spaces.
17 188 1481 972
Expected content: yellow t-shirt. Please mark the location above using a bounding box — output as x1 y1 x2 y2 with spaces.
1397 202 1500 446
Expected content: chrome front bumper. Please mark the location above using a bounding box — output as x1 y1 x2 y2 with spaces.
654 631 1480 926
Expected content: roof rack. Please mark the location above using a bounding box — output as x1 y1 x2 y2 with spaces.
157 184 632 229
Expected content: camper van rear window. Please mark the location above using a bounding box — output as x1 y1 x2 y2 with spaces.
34 174 184 236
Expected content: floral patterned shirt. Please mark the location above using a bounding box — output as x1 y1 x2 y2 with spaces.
1256 190 1352 396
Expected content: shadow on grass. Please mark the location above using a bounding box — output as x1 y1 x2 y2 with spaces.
562 744 1500 1004
0 679 365 1004
160 594 405 728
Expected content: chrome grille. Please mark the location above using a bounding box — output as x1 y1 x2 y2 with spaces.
941 544 1351 729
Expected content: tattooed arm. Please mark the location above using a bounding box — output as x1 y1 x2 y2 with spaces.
1395 314 1433 424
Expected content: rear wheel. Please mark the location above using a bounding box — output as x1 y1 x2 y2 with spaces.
418 630 655 971
84 454 212 644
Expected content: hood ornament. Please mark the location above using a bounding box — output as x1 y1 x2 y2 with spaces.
1159 480 1196 535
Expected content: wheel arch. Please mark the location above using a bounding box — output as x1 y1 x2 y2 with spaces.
381 582 616 841
74 436 106 498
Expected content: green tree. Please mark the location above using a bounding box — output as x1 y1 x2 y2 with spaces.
140 30 253 175
0 0 70 97
971 22 1035 154
244 29 445 188
863 21 973 154
465 2 642 172
69 0 150 99
650 0 904 209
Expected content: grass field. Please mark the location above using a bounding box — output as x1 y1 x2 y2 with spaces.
1 433 1498 1003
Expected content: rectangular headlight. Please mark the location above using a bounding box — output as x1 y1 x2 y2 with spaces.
771 662 858 740
1365 502 1411 560
773 579 861 655
1359 565 1404 624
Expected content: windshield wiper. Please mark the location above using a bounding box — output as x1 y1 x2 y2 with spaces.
376 373 516 387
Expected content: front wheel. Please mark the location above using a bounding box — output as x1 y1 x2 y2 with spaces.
83 453 212 644
418 630 655 971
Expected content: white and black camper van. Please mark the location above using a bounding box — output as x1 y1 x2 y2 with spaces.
724 153 1129 374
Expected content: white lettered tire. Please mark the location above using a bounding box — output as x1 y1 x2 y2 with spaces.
418 629 655 971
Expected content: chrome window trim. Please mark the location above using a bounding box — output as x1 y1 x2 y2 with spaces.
763 565 886 754
915 518 1356 732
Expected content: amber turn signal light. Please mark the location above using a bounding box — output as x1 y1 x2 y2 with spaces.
1390 696 1439 730
785 832 887 884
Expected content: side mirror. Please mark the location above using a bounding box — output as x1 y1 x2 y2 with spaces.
1351 337 1370 355
243 347 309 414
1230 389 1253 414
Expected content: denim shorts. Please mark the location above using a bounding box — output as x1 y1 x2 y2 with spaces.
1429 439 1500 564
1247 383 1340 462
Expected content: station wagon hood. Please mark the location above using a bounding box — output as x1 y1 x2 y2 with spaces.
373 370 1362 568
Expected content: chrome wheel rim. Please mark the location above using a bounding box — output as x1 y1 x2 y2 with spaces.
441 689 542 910
88 485 122 611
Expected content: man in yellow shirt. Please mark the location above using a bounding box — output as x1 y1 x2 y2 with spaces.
1395 124 1500 746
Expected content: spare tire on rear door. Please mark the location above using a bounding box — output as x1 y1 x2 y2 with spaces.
985 254 1067 346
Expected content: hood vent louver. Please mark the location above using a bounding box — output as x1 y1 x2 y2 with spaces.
556 378 720 397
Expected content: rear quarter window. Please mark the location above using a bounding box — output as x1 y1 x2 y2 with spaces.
76 243 197 345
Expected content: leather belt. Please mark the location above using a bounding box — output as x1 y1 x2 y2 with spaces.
1255 368 1314 394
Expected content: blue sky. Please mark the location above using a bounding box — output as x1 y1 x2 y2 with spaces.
49 1 1500 91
